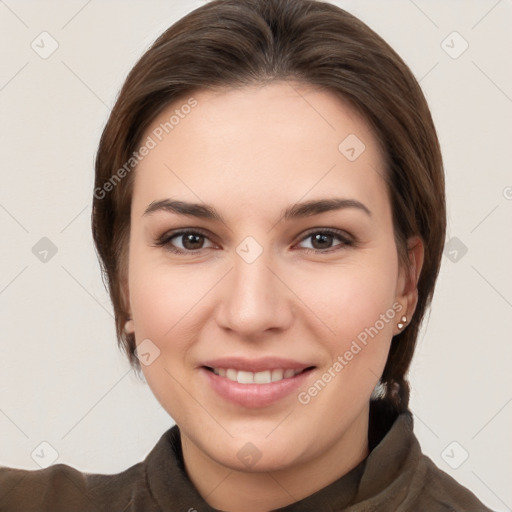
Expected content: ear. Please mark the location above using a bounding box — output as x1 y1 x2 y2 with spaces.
120 277 135 335
396 236 424 323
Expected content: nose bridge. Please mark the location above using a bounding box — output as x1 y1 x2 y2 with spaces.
216 236 292 336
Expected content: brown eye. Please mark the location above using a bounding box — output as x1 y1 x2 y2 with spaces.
310 233 335 250
297 229 353 254
156 229 215 254
179 233 206 250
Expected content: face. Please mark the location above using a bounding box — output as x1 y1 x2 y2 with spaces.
126 82 417 473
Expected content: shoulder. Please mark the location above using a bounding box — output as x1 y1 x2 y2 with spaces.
0 460 156 512
0 426 180 512
0 463 92 511
362 409 494 511
410 454 495 512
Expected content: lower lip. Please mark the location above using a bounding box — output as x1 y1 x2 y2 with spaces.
201 367 314 408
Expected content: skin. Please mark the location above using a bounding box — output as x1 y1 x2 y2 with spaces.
125 82 423 512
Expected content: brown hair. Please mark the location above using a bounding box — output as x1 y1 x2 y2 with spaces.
92 0 446 416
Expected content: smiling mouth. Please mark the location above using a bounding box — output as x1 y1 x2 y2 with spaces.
203 366 316 384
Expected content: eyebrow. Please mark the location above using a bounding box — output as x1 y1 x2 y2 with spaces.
143 197 371 222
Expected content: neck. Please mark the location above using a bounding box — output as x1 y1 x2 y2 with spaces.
181 408 370 512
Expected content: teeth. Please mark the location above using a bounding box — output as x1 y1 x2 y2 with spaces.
237 370 254 384
254 370 271 384
211 367 303 383
271 369 283 382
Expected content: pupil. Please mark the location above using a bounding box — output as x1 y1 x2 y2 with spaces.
312 233 332 249
183 234 203 250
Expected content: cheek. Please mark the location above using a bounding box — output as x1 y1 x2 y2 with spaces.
293 249 399 386
130 270 174 332
294 270 399 414
128 256 204 423
127 241 223 374
128 226 196 333
298 257 398 336
129 264 197 349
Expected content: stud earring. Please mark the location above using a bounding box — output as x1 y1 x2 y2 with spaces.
124 318 134 333
397 316 407 329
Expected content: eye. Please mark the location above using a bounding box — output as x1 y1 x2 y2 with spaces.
296 229 354 254
154 228 354 255
155 229 216 254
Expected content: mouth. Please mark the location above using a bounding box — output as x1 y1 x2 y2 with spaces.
199 359 317 408
202 366 316 384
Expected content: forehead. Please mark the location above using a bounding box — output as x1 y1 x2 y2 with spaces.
132 82 389 219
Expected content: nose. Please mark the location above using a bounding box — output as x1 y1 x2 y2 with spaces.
214 247 294 339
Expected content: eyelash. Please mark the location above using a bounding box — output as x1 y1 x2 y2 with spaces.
154 228 355 256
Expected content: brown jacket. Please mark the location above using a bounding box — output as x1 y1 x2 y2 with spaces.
0 408 493 511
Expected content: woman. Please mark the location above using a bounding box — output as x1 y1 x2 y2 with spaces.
0 0 494 510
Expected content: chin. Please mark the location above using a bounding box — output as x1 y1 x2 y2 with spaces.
225 446 301 474
213 432 309 473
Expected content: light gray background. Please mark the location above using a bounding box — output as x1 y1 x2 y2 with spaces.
1 0 511 510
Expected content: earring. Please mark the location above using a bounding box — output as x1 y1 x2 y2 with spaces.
124 318 134 334
397 316 407 329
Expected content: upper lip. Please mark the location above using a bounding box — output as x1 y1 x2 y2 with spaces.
201 356 315 373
